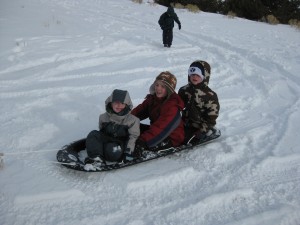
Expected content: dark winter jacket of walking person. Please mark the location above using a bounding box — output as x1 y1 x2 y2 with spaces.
159 7 181 30
158 7 181 47
86 89 140 162
178 61 220 140
131 72 185 150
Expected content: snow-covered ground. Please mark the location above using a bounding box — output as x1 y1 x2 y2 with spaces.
1 0 300 224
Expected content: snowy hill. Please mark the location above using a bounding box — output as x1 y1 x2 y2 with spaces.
0 0 300 224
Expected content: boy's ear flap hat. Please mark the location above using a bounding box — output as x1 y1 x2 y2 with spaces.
150 71 177 97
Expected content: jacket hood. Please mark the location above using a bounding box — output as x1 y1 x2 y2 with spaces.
167 7 175 14
188 60 211 87
105 89 133 115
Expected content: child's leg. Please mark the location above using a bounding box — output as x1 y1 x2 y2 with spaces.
86 130 105 159
165 29 173 47
162 30 167 45
152 137 173 151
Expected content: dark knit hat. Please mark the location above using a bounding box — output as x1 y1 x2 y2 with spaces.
112 89 127 103
188 66 205 80
188 60 211 86
149 71 177 97
189 61 211 74
167 7 174 14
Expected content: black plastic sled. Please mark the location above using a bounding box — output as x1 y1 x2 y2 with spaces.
56 129 221 172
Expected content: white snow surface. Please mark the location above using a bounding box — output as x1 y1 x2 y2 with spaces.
1 0 300 224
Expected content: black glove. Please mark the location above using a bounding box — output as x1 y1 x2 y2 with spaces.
178 24 181 30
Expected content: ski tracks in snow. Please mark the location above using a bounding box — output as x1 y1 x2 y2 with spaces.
1 0 300 224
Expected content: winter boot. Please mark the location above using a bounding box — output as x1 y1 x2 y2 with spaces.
84 156 105 171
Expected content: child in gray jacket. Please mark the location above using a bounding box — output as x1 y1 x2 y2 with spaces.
85 89 140 166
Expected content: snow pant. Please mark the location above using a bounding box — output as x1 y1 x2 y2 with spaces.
139 124 173 151
86 130 124 162
162 29 173 46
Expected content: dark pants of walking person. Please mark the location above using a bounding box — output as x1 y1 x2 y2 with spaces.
163 29 173 47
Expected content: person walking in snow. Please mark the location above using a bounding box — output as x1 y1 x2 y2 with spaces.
158 6 181 48
131 71 185 154
84 89 140 166
178 60 220 144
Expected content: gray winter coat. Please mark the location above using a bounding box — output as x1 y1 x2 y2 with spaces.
99 90 140 154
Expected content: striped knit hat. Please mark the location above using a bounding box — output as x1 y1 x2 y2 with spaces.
150 71 177 97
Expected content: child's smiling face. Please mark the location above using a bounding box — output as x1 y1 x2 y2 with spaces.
154 80 168 98
112 101 126 113
190 74 203 85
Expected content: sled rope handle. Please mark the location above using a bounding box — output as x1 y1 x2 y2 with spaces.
0 148 61 169
0 148 60 156
187 135 196 145
49 161 77 166
0 153 4 170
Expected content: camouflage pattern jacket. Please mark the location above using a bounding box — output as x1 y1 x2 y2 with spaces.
178 61 220 133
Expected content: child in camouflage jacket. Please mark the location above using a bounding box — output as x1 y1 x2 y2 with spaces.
178 60 220 144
